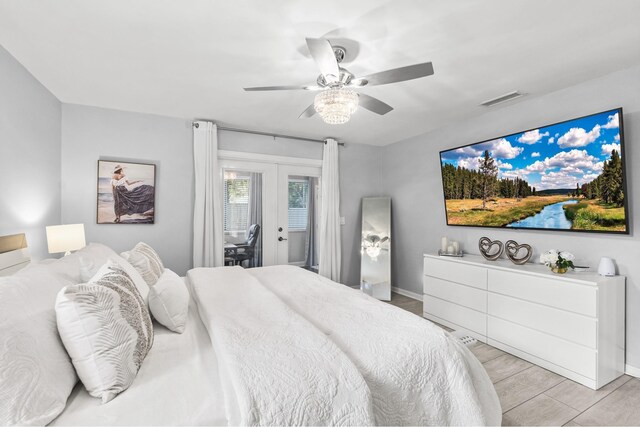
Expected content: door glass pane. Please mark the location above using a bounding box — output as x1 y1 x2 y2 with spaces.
224 173 249 234
288 179 309 230
287 176 319 270
223 170 262 268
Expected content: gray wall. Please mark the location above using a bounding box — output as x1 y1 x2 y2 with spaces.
381 64 640 369
339 142 383 286
218 129 324 159
0 45 61 260
61 104 194 274
219 129 382 286
60 111 380 282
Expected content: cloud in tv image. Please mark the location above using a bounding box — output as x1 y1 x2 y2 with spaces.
440 109 626 232
97 160 156 224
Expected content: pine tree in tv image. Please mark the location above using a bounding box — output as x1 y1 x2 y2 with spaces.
440 109 626 232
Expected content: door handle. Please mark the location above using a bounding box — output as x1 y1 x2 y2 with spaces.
278 236 288 241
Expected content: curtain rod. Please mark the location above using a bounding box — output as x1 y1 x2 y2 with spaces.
192 122 344 146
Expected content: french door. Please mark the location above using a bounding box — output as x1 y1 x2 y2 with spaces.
276 165 322 267
219 159 277 266
220 155 321 268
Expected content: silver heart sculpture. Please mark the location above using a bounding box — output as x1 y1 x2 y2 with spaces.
505 240 532 265
479 237 504 261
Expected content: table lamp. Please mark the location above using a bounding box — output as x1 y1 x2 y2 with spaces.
46 224 86 256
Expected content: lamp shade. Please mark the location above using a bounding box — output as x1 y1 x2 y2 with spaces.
46 224 86 254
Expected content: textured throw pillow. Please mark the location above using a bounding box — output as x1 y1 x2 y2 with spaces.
121 242 164 286
111 255 150 302
55 260 154 403
148 269 190 333
77 252 149 301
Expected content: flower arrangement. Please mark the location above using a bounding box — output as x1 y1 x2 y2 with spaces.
539 249 575 274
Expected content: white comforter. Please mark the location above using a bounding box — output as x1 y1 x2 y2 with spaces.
188 267 374 426
188 266 501 426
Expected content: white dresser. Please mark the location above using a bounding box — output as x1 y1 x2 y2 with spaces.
423 253 625 389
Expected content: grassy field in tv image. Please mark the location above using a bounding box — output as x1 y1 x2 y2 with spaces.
440 109 626 232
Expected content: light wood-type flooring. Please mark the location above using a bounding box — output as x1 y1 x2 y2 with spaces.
387 292 640 426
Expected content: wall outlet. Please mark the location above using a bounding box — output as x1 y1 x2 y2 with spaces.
340 216 346 225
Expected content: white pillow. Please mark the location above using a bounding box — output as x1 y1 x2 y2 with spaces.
121 242 164 286
55 260 154 403
148 269 190 333
78 253 149 302
79 256 96 282
0 243 123 424
23 242 118 284
112 255 150 302
0 264 78 425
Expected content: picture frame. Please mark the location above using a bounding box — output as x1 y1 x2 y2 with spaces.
97 160 156 224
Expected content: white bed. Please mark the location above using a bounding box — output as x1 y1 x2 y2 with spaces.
188 265 501 426
0 233 30 276
0 239 500 426
50 280 227 426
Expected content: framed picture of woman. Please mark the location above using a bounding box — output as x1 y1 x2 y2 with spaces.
97 160 156 224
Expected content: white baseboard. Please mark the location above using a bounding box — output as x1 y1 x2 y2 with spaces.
391 286 423 301
625 364 640 378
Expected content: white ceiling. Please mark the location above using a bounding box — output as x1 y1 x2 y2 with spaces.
1 0 639 146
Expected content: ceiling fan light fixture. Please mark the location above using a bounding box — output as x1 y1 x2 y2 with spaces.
314 87 359 124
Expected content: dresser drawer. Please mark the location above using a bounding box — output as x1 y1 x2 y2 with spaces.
424 257 487 289
488 269 597 317
489 316 596 379
488 293 597 348
423 295 486 336
424 276 487 312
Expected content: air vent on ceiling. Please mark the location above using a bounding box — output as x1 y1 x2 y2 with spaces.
480 91 524 107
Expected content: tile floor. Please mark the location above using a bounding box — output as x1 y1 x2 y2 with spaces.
387 292 640 426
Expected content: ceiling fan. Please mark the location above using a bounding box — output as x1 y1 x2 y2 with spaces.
244 38 434 124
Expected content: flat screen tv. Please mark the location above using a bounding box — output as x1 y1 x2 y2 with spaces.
439 108 628 234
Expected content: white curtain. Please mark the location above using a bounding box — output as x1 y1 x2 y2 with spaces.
193 121 223 267
248 172 262 267
318 138 341 282
304 177 319 269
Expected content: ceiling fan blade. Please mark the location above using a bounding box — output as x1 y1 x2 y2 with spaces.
244 84 321 91
298 104 316 118
354 62 434 87
358 93 393 115
305 38 340 81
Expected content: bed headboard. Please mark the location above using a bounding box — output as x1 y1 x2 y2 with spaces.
0 233 31 276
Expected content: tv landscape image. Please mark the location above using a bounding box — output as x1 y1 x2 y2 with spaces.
440 108 628 233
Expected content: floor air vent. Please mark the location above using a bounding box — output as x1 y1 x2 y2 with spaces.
451 330 478 347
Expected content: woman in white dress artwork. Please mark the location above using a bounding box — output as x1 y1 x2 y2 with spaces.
111 164 155 223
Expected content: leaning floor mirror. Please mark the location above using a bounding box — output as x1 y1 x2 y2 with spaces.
360 197 391 301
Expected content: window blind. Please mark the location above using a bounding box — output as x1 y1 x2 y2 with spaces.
224 178 249 232
288 180 309 230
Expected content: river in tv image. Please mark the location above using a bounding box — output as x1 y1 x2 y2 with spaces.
507 200 578 229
